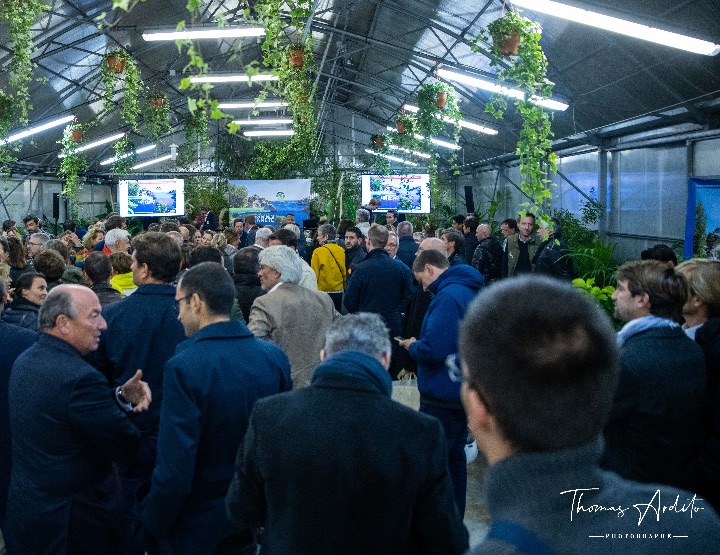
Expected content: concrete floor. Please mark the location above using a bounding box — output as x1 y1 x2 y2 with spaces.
465 451 492 548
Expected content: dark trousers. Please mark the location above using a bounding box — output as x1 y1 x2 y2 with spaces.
420 403 468 516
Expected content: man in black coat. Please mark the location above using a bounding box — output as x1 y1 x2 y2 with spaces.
471 223 503 285
226 313 468 554
83 251 125 307
0 280 36 551
6 285 151 554
395 221 418 270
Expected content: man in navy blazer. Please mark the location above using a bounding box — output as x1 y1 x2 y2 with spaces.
6 285 151 554
141 262 291 554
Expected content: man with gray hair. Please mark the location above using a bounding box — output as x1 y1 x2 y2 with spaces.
249 246 338 388
226 312 469 554
246 227 272 253
104 228 131 254
26 232 50 260
355 208 371 236
6 285 151 554
396 221 418 269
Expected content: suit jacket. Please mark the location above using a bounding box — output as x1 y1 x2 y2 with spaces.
0 322 36 534
226 351 469 554
248 283 337 388
141 321 291 554
396 235 419 270
7 334 141 554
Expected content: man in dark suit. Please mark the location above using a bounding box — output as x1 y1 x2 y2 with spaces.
6 284 151 554
141 263 291 554
0 279 36 552
226 313 469 554
395 221 418 269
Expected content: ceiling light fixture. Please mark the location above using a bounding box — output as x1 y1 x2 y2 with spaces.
58 133 125 158
232 118 293 126
133 154 173 169
385 126 462 150
512 0 720 56
388 145 432 159
243 130 295 137
190 74 278 84
100 144 157 166
0 115 75 145
438 68 569 111
403 104 499 135
143 27 265 41
365 149 418 166
218 101 289 109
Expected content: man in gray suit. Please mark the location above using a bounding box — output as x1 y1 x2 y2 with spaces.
248 246 338 388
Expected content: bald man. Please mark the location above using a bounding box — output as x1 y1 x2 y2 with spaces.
472 223 503 285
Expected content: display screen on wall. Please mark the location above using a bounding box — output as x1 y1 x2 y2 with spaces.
685 178 720 260
360 174 431 213
227 179 311 226
118 179 185 217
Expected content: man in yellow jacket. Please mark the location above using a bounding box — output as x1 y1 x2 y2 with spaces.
311 224 346 312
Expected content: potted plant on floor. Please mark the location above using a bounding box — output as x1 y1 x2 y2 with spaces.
100 49 144 130
473 8 558 225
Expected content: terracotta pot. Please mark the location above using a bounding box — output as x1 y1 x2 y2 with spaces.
435 91 448 109
373 136 385 147
497 30 520 56
150 96 164 108
107 55 126 74
288 49 304 68
396 120 406 134
71 128 83 143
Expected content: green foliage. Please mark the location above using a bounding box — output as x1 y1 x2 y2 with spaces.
57 122 89 219
0 91 17 170
572 277 619 328
143 91 172 141
111 136 136 176
395 113 417 134
309 160 361 224
176 109 211 169
694 201 707 258
569 241 619 289
247 139 307 180
473 8 557 227
101 50 144 130
214 131 255 179
0 0 49 126
183 175 229 219
416 82 462 173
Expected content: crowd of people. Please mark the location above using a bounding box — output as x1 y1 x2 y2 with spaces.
0 204 719 554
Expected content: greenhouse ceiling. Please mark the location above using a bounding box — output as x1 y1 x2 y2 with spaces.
0 0 719 179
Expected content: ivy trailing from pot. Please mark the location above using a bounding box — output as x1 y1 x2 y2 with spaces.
368 134 392 175
57 122 89 220
0 0 49 126
144 90 172 142
416 81 462 173
111 135 137 176
100 49 144 130
0 91 17 170
473 8 558 226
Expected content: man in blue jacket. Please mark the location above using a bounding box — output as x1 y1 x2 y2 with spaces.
400 249 484 516
141 262 291 554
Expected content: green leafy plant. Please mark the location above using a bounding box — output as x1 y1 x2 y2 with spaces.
175 108 211 169
57 122 89 220
416 81 462 172
694 201 707 257
572 277 619 328
368 134 392 175
111 135 136 176
473 8 558 227
0 91 17 170
100 49 144 129
0 0 49 126
143 90 172 141
395 113 417 135
213 131 255 179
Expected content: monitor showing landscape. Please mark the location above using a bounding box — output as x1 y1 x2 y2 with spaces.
118 179 185 217
361 174 431 213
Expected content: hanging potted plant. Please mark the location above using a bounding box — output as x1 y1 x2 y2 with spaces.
0 90 15 140
416 81 462 173
0 0 49 126
288 43 305 68
371 133 387 147
111 134 137 176
473 8 558 226
68 119 84 143
100 49 144 130
396 113 416 135
144 90 172 142
484 9 531 57
57 123 89 220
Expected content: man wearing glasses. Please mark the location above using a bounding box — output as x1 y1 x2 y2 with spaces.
26 233 50 260
399 249 484 517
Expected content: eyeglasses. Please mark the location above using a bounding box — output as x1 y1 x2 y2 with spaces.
27 242 43 247
174 294 192 308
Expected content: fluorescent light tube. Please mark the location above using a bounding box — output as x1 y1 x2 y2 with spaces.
438 69 569 111
100 144 157 166
0 115 75 145
190 74 278 84
385 126 462 150
143 28 264 41
232 119 293 126
58 133 125 158
388 145 432 159
133 154 173 169
365 149 418 166
512 0 720 56
403 103 498 135
243 130 295 137
218 101 289 109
